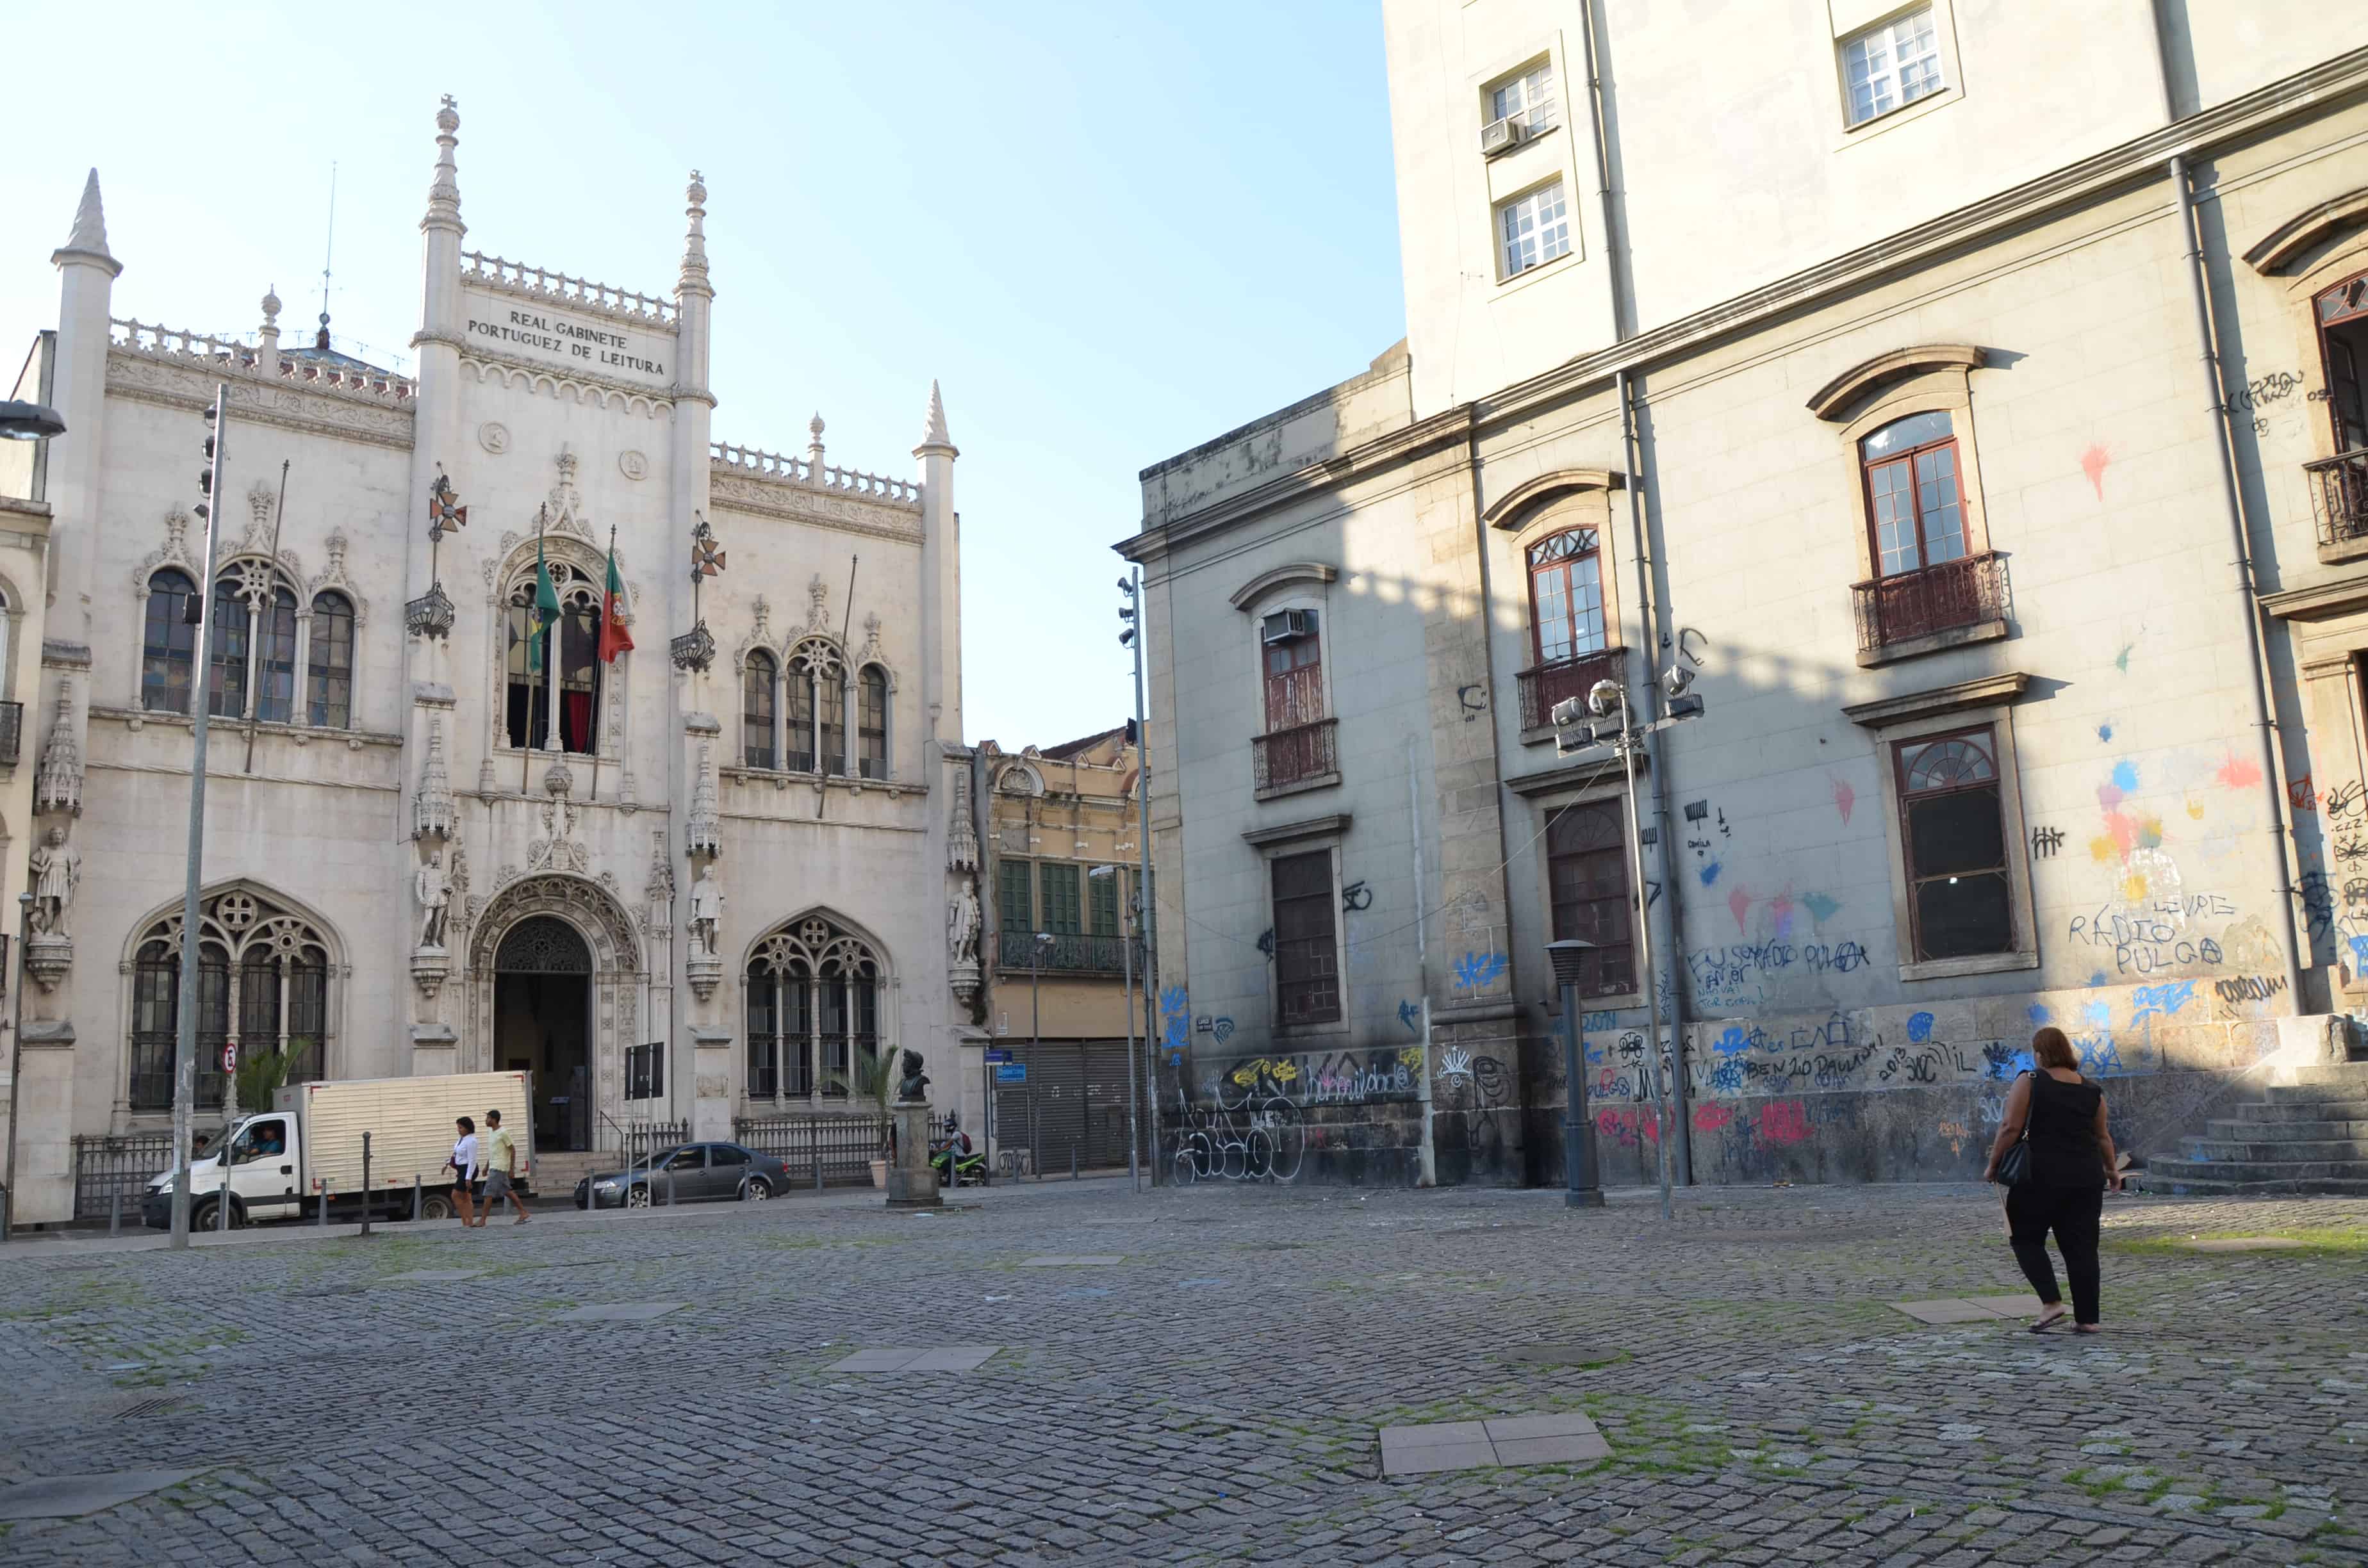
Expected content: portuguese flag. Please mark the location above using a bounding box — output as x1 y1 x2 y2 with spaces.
527 527 561 673
597 527 634 664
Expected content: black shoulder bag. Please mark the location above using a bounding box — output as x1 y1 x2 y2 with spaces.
1990 1072 2034 1186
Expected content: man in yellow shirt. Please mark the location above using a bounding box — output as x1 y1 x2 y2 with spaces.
477 1107 530 1225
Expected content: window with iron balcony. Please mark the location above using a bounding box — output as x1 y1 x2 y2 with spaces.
1848 410 2007 661
1251 607 1338 799
2307 270 2368 562
1517 527 1624 735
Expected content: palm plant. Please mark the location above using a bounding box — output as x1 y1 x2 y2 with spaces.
227 1043 296 1120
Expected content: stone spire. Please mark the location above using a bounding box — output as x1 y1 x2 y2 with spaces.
54 169 120 277
807 413 826 473
423 95 463 234
679 170 711 294
916 379 957 458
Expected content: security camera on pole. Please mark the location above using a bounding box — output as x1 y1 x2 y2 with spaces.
170 386 232 1248
1550 662 1705 1222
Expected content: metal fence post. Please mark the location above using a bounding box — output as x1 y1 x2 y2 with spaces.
811 1119 821 1191
217 1167 230 1234
411 1174 422 1222
110 1193 122 1237
1071 1144 1078 1180
360 1132 372 1238
666 1167 676 1207
317 1179 329 1227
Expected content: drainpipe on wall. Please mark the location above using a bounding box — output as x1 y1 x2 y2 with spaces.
2145 8 2306 1004
1410 740 1438 1187
1583 1 1692 1180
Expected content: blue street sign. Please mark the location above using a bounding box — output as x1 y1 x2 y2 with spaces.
984 1048 1013 1065
994 1063 1027 1084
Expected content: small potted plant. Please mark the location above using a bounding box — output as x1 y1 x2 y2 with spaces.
831 1050 900 1189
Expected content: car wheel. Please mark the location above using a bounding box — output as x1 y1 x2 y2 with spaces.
741 1178 771 1202
624 1184 652 1209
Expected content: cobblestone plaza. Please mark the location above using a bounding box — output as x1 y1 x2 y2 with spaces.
1 1180 2362 1565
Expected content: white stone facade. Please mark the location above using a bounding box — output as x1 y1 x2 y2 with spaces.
1124 8 2368 1188
4 102 978 1224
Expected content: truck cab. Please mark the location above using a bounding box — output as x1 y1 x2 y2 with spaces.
141 1111 302 1229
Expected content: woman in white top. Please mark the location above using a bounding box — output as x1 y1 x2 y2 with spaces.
446 1116 481 1228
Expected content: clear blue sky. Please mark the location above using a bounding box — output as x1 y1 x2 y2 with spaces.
0 1 1404 747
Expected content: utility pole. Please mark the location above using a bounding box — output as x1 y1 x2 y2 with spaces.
172 386 231 1248
1553 667 1705 1223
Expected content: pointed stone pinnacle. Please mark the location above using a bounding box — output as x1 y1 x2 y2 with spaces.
58 168 117 268
916 379 958 458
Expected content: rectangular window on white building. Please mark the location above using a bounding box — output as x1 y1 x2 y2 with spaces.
1488 61 1556 133
1498 181 1570 279
1841 6 1944 127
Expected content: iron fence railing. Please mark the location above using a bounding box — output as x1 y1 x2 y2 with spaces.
994 929 1139 974
1251 717 1338 793
71 1132 177 1221
621 1120 687 1164
2307 449 2368 548
733 1112 953 1188
1850 551 2007 653
1515 646 1625 731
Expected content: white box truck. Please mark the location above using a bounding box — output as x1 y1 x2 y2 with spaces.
141 1071 534 1229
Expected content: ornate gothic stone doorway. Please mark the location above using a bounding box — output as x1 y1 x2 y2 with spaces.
495 917 593 1152
465 873 646 1157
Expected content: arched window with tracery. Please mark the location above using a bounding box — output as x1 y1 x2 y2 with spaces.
743 915 882 1102
1526 528 1607 667
142 569 201 714
504 562 604 753
308 591 355 728
127 886 335 1112
743 648 778 769
786 638 847 775
857 666 888 779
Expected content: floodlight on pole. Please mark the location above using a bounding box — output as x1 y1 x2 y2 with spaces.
0 402 65 441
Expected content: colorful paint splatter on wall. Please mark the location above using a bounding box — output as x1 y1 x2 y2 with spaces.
1831 776 1855 826
2080 443 2110 501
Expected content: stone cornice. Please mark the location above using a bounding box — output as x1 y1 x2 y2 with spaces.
2244 184 2368 274
1229 562 1339 610
1123 405 1472 564
106 350 415 451
1240 811 1351 847
1805 345 1984 421
2261 574 2368 621
1842 671 2032 728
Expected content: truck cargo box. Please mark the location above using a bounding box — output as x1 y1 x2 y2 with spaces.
281 1072 534 1197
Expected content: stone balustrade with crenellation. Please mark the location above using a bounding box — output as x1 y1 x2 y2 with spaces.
110 319 416 402
709 441 921 508
461 251 678 327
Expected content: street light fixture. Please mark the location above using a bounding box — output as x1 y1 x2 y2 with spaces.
1552 661 1709 1221
1545 938 1603 1209
0 402 65 441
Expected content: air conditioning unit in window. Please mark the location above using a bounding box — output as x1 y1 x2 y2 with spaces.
1480 117 1527 157
1261 608 1318 645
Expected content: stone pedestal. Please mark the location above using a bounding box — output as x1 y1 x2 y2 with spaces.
24 933 70 994
885 1100 942 1208
410 945 450 1000
691 1025 733 1141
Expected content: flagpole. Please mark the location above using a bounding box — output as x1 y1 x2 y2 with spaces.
542 515 559 759
590 526 616 803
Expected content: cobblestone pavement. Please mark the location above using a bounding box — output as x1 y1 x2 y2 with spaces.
1 1177 2362 1566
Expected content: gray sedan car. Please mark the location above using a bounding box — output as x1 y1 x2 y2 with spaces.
573 1141 792 1209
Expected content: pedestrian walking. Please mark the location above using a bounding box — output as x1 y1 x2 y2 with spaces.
447 1116 481 1229
478 1107 530 1226
1982 1025 2122 1333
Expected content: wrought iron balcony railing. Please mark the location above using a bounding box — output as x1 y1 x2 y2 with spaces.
1515 647 1626 732
996 929 1141 975
1850 551 2007 653
2306 449 2368 550
1251 717 1338 794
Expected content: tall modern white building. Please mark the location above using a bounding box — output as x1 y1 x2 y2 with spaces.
2 101 986 1225
1123 7 2368 1189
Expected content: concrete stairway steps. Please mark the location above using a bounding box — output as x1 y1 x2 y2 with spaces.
2233 1099 2368 1125
2180 1136 2368 1162
2139 1043 2368 1195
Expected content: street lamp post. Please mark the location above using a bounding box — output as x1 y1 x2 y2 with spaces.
1553 666 1707 1223
1119 572 1156 1187
1546 939 1604 1208
1030 931 1055 1179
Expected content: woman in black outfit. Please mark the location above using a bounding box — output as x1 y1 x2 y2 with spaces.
1981 1026 2122 1332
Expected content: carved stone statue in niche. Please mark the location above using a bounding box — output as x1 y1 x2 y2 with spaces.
947 880 981 967
688 862 725 958
28 826 80 937
416 851 452 949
